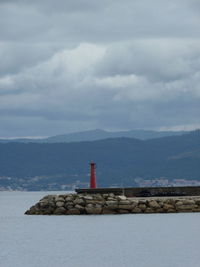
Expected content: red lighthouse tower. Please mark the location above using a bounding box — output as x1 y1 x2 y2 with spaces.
90 162 97 189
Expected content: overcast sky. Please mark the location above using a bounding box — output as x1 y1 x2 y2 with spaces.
0 0 200 137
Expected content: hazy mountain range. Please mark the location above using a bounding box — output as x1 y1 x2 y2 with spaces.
0 130 199 190
0 129 188 143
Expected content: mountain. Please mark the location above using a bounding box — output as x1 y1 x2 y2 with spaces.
0 130 200 190
45 129 188 142
0 129 188 143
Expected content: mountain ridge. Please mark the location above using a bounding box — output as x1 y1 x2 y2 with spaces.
0 128 189 143
0 130 200 190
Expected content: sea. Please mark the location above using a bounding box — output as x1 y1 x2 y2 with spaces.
0 191 200 267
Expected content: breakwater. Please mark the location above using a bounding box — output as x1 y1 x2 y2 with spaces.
25 193 200 215
76 186 200 197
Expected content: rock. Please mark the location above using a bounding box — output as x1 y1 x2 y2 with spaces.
74 204 85 212
65 205 74 210
131 207 142 213
118 209 129 214
182 199 195 205
105 205 118 210
155 208 164 213
102 208 117 214
95 204 102 208
193 207 200 212
85 200 104 205
195 199 200 205
138 204 146 211
25 206 37 215
138 199 147 204
86 203 94 208
93 195 104 201
165 199 175 205
25 193 200 216
93 201 104 206
39 200 49 208
65 201 74 207
119 200 130 205
105 201 118 206
107 197 116 201
74 198 85 205
56 201 64 207
148 200 160 209
167 209 176 213
86 207 102 214
65 196 73 202
83 196 93 200
55 196 65 202
117 195 127 201
48 201 56 208
175 201 183 207
163 204 175 211
67 208 81 215
144 208 154 213
159 203 164 208
176 205 196 211
42 208 55 215
54 207 66 215
118 205 133 210
129 200 138 207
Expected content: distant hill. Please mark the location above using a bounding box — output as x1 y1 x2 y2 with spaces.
0 130 200 190
0 129 188 143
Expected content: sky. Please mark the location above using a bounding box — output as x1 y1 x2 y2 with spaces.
0 0 200 137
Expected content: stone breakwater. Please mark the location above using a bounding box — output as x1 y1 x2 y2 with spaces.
25 193 200 215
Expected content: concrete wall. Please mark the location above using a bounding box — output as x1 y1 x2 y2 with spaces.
76 186 200 197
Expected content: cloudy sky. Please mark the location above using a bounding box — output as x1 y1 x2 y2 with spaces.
1 0 200 137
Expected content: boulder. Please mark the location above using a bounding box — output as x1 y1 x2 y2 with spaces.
54 207 66 215
74 198 85 205
86 203 94 208
129 200 138 207
176 205 196 211
74 204 85 213
105 201 118 206
144 208 154 213
86 207 102 214
117 195 127 201
56 201 65 207
138 204 146 211
67 208 81 215
118 209 129 214
118 205 133 210
182 199 195 205
55 196 65 202
175 201 183 207
195 199 200 205
83 195 94 200
39 200 49 208
25 193 200 216
119 200 130 205
163 204 175 211
102 208 117 214
148 200 160 209
167 209 176 213
131 207 142 213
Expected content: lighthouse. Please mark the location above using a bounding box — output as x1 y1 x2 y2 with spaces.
90 162 97 189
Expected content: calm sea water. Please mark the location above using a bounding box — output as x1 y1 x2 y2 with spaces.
0 191 200 267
